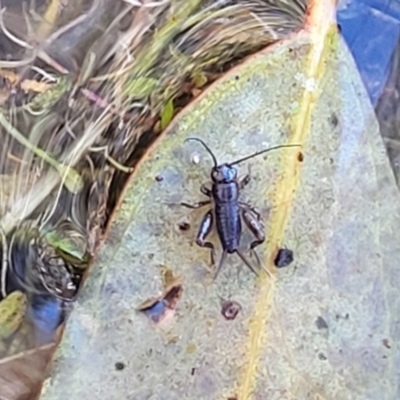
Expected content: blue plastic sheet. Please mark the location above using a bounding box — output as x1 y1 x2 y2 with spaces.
338 0 400 104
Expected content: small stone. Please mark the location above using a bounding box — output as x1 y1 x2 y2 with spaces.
274 248 294 268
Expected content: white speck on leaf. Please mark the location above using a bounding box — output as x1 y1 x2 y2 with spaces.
191 152 201 164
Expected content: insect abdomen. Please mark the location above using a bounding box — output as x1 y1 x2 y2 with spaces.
213 182 241 253
215 204 241 252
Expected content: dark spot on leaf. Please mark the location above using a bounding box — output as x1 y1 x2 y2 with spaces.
155 174 164 182
274 248 293 268
115 362 125 371
297 152 304 162
329 112 339 127
191 367 196 375
318 353 327 360
316 316 328 330
235 75 240 80
383 339 391 349
221 300 241 320
336 313 350 321
178 222 190 231
163 284 183 309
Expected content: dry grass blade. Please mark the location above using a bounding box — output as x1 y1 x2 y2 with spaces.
0 111 112 234
0 113 83 194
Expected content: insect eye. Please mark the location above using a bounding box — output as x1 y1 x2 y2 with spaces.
211 168 221 179
227 168 236 180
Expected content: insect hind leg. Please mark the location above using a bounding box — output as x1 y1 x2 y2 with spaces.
195 210 216 268
241 208 271 277
239 202 261 221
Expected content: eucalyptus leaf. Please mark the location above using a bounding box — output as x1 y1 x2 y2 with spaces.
161 98 174 130
0 291 27 341
41 20 400 400
44 230 88 264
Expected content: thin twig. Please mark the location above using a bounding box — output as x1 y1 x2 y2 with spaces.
0 8 33 49
0 225 8 298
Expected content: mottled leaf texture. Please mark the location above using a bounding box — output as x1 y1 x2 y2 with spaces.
40 2 400 400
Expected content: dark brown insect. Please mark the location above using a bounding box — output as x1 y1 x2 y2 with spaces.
297 151 304 162
181 138 301 279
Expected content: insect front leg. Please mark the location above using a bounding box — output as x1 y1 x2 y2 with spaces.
200 183 211 197
181 200 210 209
239 174 251 190
239 164 252 190
195 210 216 267
181 183 211 208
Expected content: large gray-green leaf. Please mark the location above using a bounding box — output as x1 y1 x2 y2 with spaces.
41 10 400 400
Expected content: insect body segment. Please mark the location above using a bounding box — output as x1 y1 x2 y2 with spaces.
181 137 300 279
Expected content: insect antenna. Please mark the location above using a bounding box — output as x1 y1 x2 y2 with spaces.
185 137 218 167
229 144 301 166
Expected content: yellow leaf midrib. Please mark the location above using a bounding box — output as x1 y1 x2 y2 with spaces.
236 0 337 398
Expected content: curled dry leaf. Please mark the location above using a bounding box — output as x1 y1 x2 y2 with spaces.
0 343 55 400
40 1 400 399
138 280 183 324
